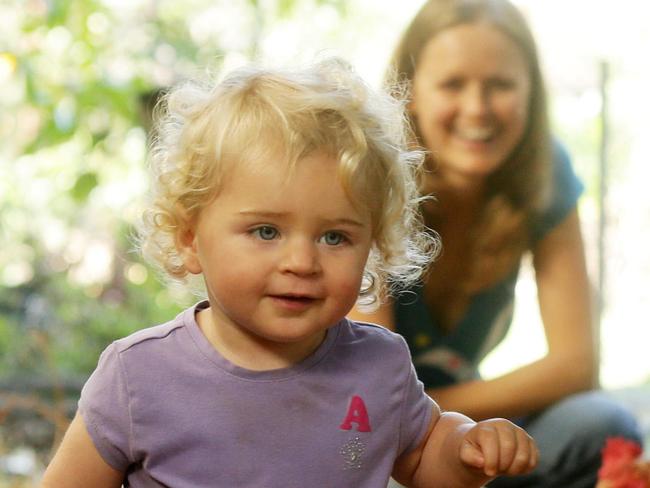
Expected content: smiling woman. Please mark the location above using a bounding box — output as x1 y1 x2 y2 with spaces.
349 1 644 487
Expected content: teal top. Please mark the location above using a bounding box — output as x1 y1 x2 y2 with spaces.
395 143 584 387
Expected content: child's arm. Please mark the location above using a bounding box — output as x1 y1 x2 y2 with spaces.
40 412 125 488
392 408 538 488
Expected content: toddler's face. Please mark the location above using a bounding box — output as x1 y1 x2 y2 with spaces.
180 150 373 367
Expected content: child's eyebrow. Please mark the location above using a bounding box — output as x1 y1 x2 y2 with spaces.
238 210 367 228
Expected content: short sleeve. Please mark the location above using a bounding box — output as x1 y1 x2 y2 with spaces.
78 343 133 471
530 141 584 242
397 340 437 455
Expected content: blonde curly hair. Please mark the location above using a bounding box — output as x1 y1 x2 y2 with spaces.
138 58 438 309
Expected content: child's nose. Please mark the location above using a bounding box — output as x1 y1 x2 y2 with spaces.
280 238 321 276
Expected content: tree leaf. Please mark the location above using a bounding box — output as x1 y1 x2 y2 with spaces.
69 172 99 203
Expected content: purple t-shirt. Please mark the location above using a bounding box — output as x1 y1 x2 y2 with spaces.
79 301 435 487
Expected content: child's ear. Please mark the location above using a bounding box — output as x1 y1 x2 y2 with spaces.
176 220 202 275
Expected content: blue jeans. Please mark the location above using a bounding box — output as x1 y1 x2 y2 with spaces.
488 390 643 488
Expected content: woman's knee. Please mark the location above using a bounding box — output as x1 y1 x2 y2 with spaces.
562 391 642 443
519 391 643 487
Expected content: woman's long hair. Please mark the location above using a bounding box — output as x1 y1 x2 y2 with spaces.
389 0 552 291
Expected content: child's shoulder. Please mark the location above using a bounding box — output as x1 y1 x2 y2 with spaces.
342 318 410 353
333 319 415 377
110 306 191 354
346 318 398 335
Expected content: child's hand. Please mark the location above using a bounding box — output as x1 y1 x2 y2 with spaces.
459 418 539 478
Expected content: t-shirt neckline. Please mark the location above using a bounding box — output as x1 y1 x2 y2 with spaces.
183 300 341 381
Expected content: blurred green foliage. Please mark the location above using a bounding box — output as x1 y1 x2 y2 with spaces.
0 0 349 383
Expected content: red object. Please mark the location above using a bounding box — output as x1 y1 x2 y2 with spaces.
339 395 372 432
597 437 650 488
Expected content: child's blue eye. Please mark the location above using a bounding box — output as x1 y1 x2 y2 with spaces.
321 231 346 246
253 226 278 240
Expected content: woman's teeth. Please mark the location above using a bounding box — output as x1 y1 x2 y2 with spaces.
458 128 495 141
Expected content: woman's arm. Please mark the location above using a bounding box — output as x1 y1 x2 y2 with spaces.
533 207 597 389
40 412 125 488
428 208 596 419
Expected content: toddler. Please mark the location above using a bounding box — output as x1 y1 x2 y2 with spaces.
42 58 538 488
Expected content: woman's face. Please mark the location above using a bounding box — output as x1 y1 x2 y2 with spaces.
411 22 531 187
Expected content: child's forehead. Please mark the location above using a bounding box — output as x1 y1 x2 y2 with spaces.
225 145 339 181
225 147 377 219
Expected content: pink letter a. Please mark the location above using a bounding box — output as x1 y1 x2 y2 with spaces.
339 395 371 432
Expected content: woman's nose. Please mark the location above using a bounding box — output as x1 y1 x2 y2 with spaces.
461 84 490 117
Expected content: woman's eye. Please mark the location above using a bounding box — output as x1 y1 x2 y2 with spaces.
321 231 346 246
438 78 463 91
488 78 516 91
253 226 278 240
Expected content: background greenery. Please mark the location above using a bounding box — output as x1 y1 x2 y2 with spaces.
0 0 355 381
1 1 357 483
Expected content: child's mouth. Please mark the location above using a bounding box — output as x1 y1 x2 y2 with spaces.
269 294 317 310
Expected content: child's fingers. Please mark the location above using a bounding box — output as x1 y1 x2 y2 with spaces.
464 422 501 476
504 427 538 475
528 430 539 471
463 419 539 477
459 439 485 470
489 420 538 475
